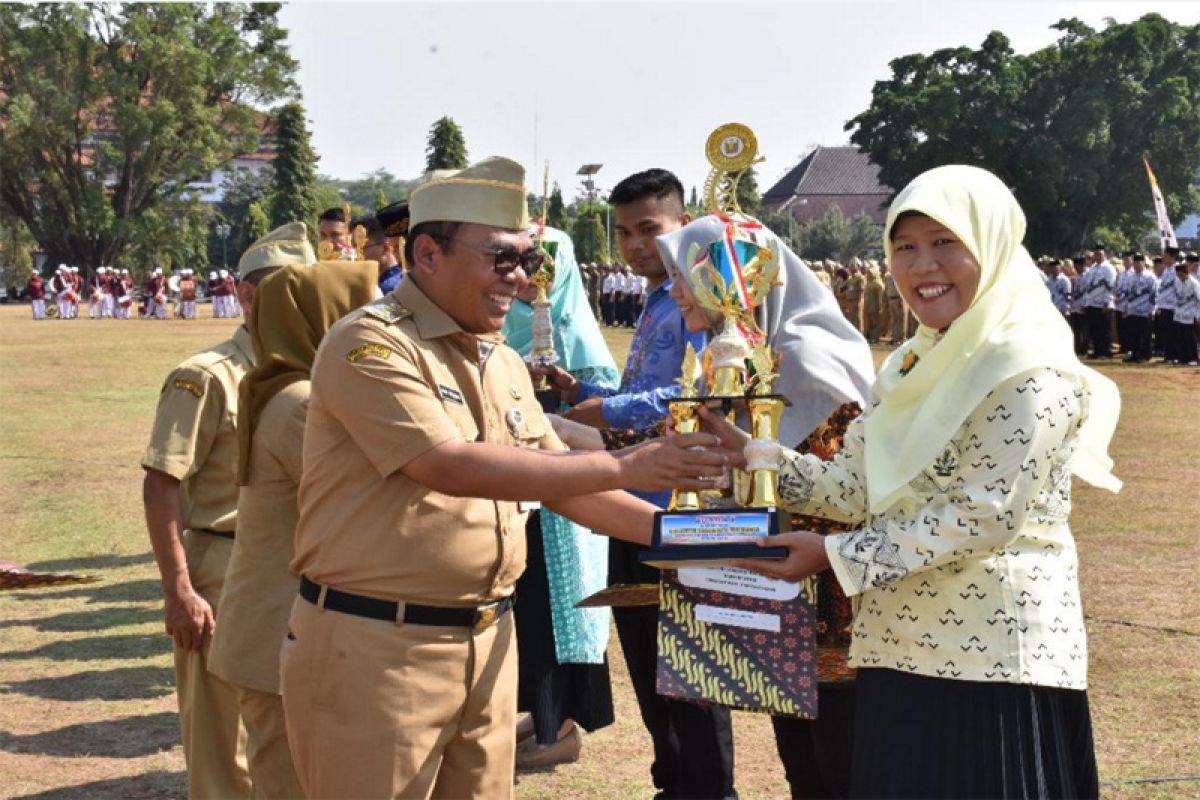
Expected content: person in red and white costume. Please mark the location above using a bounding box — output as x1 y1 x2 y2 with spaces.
26 272 47 320
179 269 199 320
145 267 167 319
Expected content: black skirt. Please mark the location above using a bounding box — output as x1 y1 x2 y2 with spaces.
850 668 1098 800
515 512 615 746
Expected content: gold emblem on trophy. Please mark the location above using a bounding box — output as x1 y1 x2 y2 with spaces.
641 123 790 569
525 163 561 411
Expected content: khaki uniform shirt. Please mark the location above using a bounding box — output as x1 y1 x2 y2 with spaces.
141 326 255 533
209 381 309 694
291 278 566 606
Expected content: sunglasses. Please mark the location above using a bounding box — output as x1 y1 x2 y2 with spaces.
432 235 545 276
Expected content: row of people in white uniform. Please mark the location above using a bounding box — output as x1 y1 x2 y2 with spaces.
1041 247 1200 364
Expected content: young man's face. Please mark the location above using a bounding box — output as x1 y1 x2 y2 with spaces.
319 219 348 248
614 195 689 286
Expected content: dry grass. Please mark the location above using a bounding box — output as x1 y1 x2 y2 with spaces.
0 306 1197 799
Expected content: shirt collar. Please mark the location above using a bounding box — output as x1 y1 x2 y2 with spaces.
233 325 257 367
394 277 506 346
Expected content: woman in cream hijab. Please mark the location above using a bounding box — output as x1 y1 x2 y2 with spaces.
703 165 1119 799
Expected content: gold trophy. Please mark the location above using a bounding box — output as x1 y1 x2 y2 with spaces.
317 202 366 261
525 163 561 412
641 123 789 569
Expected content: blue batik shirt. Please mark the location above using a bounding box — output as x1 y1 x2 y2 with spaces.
575 280 706 507
379 266 403 294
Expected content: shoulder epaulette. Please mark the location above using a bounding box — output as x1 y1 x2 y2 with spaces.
362 296 413 325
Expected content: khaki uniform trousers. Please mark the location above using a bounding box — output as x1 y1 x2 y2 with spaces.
238 686 305 799
888 298 906 342
177 531 252 799
281 595 517 800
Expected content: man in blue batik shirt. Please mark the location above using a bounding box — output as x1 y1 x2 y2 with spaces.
540 169 734 800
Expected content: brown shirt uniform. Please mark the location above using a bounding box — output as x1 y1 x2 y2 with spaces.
141 326 255 533
140 325 255 800
291 277 565 605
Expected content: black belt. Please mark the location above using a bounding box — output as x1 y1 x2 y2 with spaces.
299 576 512 632
196 528 235 540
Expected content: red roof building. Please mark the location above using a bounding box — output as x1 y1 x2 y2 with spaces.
762 146 891 225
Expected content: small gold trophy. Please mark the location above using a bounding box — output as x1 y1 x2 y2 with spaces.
316 203 367 261
641 123 789 569
525 163 561 412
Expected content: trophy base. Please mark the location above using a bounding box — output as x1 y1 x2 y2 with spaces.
535 388 562 413
639 507 788 570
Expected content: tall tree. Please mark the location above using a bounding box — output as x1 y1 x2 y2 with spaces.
213 166 274 260
246 201 272 245
572 206 610 263
798 206 881 263
0 4 296 270
847 15 1200 254
425 116 468 171
268 102 318 229
735 167 762 216
546 184 566 229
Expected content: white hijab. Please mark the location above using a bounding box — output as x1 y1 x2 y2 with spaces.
656 214 876 447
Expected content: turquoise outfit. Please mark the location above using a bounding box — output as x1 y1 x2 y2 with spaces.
503 226 618 664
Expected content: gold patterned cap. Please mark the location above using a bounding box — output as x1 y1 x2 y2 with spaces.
238 222 316 279
409 156 529 231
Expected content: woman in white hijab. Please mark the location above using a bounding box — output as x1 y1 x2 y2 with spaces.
702 165 1119 799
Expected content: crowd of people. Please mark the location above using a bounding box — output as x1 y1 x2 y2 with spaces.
1038 246 1200 366
121 151 1129 800
24 264 244 321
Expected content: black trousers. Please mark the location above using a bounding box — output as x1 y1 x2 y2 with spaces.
1085 306 1112 357
1115 312 1128 353
1174 320 1199 363
1069 312 1089 356
609 539 736 799
1155 309 1176 359
1125 315 1152 361
771 682 856 799
602 293 615 326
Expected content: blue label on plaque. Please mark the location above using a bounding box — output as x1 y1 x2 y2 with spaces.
659 511 771 546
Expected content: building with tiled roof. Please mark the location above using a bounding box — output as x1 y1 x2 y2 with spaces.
762 146 891 225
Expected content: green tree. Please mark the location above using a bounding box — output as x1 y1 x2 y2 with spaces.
245 201 272 245
268 102 319 230
547 184 566 229
0 216 37 282
798 206 881 263
571 205 610 263
338 168 410 211
846 15 1200 254
374 188 389 211
212 166 274 260
0 4 296 270
735 167 762 216
425 116 468 171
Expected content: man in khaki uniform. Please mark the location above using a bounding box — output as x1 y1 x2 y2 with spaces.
207 225 321 799
842 259 865 332
142 223 313 799
862 264 886 343
884 261 907 343
280 156 723 800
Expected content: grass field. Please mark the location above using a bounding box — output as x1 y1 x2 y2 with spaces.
1 303 1197 799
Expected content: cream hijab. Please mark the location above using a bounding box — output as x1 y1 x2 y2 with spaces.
865 165 1121 513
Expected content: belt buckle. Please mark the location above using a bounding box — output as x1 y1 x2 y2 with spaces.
473 601 500 632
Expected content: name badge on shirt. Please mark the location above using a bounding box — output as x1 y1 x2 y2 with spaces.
438 385 464 405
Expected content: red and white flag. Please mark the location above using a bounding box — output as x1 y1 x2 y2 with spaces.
1143 157 1177 250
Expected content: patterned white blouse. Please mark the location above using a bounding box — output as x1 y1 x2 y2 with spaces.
779 367 1091 689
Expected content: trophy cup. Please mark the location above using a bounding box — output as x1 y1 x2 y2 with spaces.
525 163 562 413
640 123 790 569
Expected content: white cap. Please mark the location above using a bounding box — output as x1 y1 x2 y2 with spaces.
219 269 229 278
121 268 129 274
209 271 218 279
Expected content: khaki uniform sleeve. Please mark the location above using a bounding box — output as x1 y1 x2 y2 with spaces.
269 393 310 486
317 325 463 479
141 365 223 481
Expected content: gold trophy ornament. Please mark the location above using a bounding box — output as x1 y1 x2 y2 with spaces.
316 203 366 261
525 162 562 412
641 123 788 569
